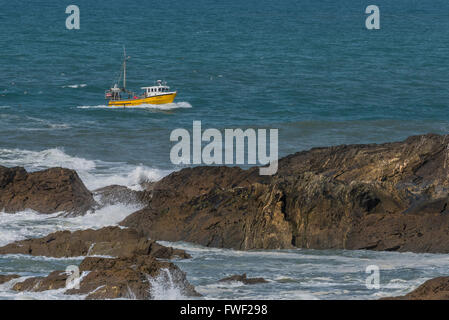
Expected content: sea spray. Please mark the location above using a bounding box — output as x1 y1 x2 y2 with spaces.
148 269 187 300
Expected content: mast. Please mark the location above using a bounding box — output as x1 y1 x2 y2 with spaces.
123 46 126 90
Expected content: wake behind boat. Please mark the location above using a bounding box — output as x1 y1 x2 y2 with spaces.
105 49 177 107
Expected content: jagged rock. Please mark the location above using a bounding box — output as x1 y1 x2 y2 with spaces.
0 226 190 259
0 166 96 216
13 255 200 300
219 274 268 285
12 271 67 292
0 274 20 285
121 134 449 253
382 277 449 300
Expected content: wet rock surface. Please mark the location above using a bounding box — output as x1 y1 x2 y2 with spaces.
0 226 190 259
12 255 200 299
0 166 96 216
219 274 268 285
0 227 196 299
122 134 449 253
0 274 20 285
383 277 449 300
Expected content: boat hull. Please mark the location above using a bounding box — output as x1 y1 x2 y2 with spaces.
108 92 177 106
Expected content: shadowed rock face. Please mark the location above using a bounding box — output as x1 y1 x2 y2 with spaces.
0 226 190 259
0 166 96 216
383 277 449 300
12 255 200 300
121 134 449 253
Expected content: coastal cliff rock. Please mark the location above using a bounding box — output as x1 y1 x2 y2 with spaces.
121 134 449 253
0 226 190 259
12 255 199 299
383 277 449 300
0 166 95 216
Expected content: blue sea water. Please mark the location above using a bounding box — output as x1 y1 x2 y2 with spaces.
1 0 449 299
2 0 449 168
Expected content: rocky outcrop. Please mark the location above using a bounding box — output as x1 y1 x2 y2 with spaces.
0 226 190 259
0 166 96 216
0 274 19 285
121 134 449 253
3 226 197 299
13 271 68 292
219 274 268 285
13 255 199 299
383 277 449 300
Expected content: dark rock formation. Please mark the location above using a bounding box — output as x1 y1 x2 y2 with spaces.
13 255 200 299
122 134 449 253
0 274 20 285
0 166 96 216
0 226 190 259
383 277 449 300
219 274 268 285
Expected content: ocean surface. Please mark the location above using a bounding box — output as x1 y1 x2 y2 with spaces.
1 0 449 299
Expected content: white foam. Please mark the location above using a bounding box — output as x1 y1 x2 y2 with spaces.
0 147 170 191
0 203 140 247
0 148 95 172
148 269 187 300
77 101 192 111
62 84 87 88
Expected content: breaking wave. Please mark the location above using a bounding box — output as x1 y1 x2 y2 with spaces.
148 269 187 300
0 147 170 191
62 84 87 88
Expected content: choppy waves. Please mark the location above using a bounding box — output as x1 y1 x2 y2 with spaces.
0 147 170 191
164 241 449 300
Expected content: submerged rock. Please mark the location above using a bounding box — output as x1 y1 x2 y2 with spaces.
121 134 449 253
0 226 190 259
383 277 449 300
219 274 268 285
0 166 96 216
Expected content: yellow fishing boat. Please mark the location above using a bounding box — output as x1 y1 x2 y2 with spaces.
105 48 177 106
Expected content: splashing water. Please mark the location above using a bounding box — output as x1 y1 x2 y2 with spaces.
77 101 192 111
148 269 187 300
